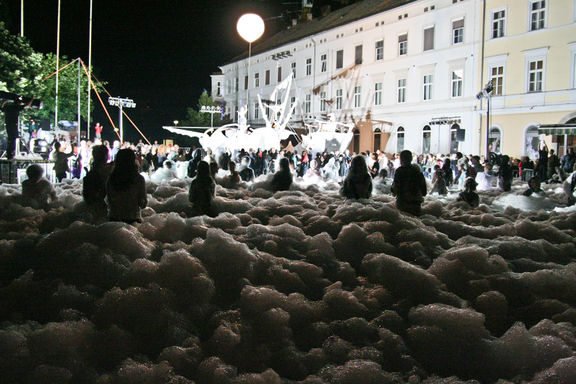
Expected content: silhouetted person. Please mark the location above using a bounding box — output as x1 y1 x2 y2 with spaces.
50 141 74 182
457 177 479 208
498 155 513 192
225 161 241 186
106 148 147 224
187 148 204 178
1 96 33 159
537 142 548 181
391 150 427 216
341 155 372 199
238 156 255 182
83 145 112 221
21 164 57 209
523 176 543 197
189 160 216 216
431 165 448 195
441 158 453 186
271 157 292 192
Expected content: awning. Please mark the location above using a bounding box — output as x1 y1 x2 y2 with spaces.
537 124 576 135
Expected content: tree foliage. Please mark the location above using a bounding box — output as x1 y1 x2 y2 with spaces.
0 22 103 127
182 90 229 127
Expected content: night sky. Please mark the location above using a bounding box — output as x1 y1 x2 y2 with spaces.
1 0 310 141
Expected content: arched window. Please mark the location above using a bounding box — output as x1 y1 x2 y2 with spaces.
397 127 405 152
422 125 431 154
450 124 460 154
353 129 360 154
524 125 540 160
489 127 502 154
373 128 381 152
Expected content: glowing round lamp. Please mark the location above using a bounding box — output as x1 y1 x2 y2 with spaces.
237 13 265 43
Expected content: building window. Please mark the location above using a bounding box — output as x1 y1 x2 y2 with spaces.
321 54 327 72
235 78 239 92
291 62 297 77
336 50 344 69
217 82 221 96
530 0 546 31
423 74 433 100
254 103 259 119
265 70 270 85
492 9 506 38
306 58 312 76
375 40 384 60
374 82 383 105
525 125 540 159
397 78 406 103
452 19 464 44
489 127 502 154
423 26 435 51
374 128 381 152
451 70 463 98
336 89 343 109
422 126 431 154
398 34 408 56
277 67 282 82
244 75 248 90
450 124 460 154
528 60 544 92
490 65 504 95
397 127 405 152
305 94 311 114
354 86 361 108
355 45 363 65
254 72 259 87
320 91 327 112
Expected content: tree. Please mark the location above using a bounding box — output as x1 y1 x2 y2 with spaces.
182 91 229 127
0 22 43 97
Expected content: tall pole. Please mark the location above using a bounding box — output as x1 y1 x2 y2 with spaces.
247 42 251 121
77 59 81 142
55 0 61 130
87 0 93 139
20 0 24 36
119 104 124 143
479 0 486 156
486 95 491 159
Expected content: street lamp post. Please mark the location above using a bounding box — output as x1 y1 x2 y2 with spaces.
236 13 265 123
200 105 222 127
108 96 136 143
476 80 494 160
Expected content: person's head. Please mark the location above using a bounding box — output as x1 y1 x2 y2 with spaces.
54 141 61 151
279 157 290 171
550 149 555 155
464 177 477 192
434 164 440 171
91 145 109 164
114 148 137 172
197 161 210 177
399 150 412 165
164 160 173 169
349 155 369 175
26 164 44 181
378 169 388 178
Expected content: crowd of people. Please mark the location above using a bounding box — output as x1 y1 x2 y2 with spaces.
16 136 576 222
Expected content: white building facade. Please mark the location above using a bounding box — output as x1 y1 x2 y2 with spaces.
213 0 484 155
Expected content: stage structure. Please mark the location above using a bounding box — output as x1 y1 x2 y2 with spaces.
302 113 354 154
163 75 299 153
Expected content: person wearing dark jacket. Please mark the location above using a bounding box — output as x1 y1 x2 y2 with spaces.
391 150 427 216
187 148 204 178
498 155 513 192
271 157 292 192
189 160 216 216
340 155 373 199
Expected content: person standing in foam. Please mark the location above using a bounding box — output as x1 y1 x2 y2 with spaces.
340 155 372 199
238 156 255 182
457 177 480 208
106 148 147 224
83 145 113 221
391 150 427 216
21 164 57 209
271 157 293 192
189 160 216 216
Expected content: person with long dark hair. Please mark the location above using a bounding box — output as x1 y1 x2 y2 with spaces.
83 145 113 221
271 157 293 192
189 160 216 216
106 148 147 224
340 155 372 199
